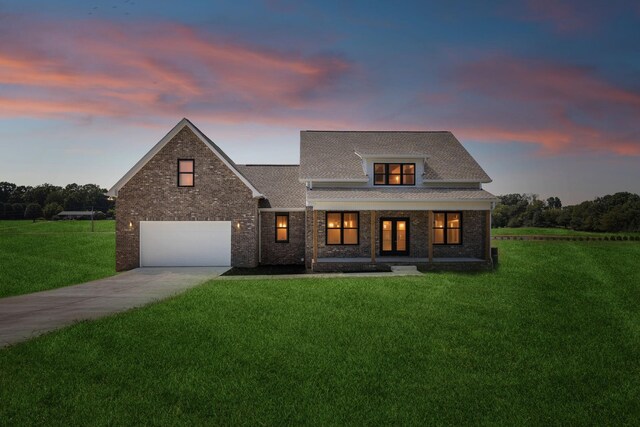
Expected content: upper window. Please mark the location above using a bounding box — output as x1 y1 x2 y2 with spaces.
374 163 415 185
434 212 461 245
326 212 359 245
178 159 194 187
275 214 289 242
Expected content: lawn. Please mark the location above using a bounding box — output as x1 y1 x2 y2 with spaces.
1 240 639 425
0 220 115 297
493 227 640 237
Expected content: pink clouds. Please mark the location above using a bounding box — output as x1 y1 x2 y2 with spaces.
0 18 352 124
438 55 640 156
522 0 596 32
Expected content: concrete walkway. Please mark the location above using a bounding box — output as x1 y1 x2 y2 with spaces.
217 270 424 281
0 267 228 348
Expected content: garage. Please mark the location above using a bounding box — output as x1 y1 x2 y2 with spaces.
139 221 231 267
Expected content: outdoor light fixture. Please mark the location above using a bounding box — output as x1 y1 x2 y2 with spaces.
236 222 241 229
128 221 133 229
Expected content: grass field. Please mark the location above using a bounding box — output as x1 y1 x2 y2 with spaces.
1 239 639 425
0 220 115 297
493 227 640 237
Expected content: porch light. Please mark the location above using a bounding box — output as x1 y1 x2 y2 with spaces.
236 222 241 229
128 221 133 229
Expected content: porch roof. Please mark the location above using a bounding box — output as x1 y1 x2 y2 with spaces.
306 187 497 202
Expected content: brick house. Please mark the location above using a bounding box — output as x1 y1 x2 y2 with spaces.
108 118 497 272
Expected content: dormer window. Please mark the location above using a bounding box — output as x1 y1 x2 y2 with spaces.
178 159 194 187
374 163 415 185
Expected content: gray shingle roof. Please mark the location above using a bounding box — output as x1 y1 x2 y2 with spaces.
299 131 491 182
306 187 497 201
236 165 306 209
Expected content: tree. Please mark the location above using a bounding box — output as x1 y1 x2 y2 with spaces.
0 182 16 204
11 203 25 219
64 192 84 211
24 203 43 222
0 203 13 220
43 203 64 220
80 184 109 212
546 197 562 209
24 184 62 207
8 186 31 204
44 190 65 206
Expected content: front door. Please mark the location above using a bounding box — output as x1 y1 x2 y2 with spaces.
380 218 410 256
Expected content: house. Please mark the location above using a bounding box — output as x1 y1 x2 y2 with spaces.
108 118 497 272
56 211 96 220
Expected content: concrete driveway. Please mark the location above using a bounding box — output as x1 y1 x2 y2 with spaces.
0 267 228 348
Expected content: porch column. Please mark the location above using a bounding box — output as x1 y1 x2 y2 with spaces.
371 211 376 263
313 210 318 267
428 210 433 263
485 210 491 261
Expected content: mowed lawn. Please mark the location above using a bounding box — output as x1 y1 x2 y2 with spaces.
0 220 115 297
493 227 640 237
1 240 639 425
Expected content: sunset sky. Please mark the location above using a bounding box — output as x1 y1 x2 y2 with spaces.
1 0 639 204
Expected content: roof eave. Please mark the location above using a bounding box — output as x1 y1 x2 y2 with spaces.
354 152 430 160
307 197 499 203
421 178 493 184
298 178 369 183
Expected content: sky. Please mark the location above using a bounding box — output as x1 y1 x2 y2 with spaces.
1 0 639 205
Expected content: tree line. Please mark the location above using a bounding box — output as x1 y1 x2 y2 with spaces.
2 181 638 231
492 192 640 232
0 182 114 221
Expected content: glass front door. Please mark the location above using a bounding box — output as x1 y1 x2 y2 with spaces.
380 218 409 256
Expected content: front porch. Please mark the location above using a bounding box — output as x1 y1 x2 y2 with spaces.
313 256 492 272
309 209 493 272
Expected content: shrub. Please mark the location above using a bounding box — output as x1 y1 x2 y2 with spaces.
93 211 106 220
24 203 43 222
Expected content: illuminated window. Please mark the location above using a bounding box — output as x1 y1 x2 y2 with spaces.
178 159 194 187
433 212 461 245
275 213 289 242
326 212 359 245
373 163 415 186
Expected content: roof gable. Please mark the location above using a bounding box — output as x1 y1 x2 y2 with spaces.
107 118 263 198
299 131 492 183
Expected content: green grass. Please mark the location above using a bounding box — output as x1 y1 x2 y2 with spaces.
1 240 639 425
0 220 115 297
0 219 115 233
493 227 640 237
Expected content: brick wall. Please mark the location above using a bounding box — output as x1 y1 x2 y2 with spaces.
260 211 305 265
304 208 488 268
432 210 486 259
315 210 372 258
115 126 259 271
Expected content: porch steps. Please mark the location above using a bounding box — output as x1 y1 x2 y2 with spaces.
390 265 420 274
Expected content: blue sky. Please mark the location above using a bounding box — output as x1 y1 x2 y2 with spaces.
1 0 639 204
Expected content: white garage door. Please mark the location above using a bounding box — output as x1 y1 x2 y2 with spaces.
140 221 231 267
